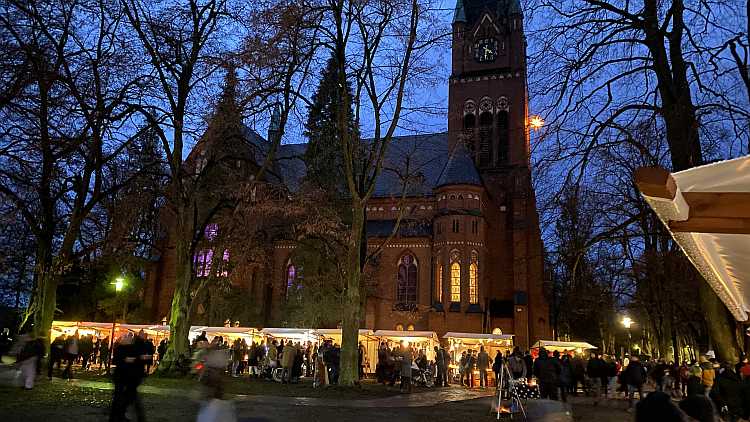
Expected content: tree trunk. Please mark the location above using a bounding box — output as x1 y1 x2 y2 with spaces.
339 201 365 386
159 206 194 372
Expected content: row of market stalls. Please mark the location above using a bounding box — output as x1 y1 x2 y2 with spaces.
51 321 599 374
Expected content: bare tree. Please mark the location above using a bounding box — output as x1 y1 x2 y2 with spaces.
530 0 746 362
0 0 147 341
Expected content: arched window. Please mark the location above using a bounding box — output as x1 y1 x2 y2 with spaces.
395 323 404 331
450 251 461 303
497 110 509 162
406 324 415 331
434 255 443 303
463 113 476 130
285 262 296 301
397 254 418 304
479 112 493 166
469 251 479 304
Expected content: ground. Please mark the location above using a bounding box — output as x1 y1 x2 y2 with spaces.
0 370 635 422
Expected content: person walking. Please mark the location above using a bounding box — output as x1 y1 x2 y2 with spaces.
492 350 503 389
509 351 526 380
48 334 66 379
441 345 450 386
459 351 467 387
434 346 446 387
622 355 646 410
710 364 745 422
477 346 490 389
15 333 42 390
79 335 93 371
62 331 79 380
100 337 110 372
466 350 476 388
534 348 561 400
699 355 715 396
109 334 147 422
399 344 413 393
586 353 605 405
559 354 573 402
281 341 296 384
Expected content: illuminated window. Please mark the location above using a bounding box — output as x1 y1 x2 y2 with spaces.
469 251 479 304
406 324 415 331
397 254 418 304
194 249 213 277
286 263 296 300
205 223 219 241
435 257 443 303
395 323 404 331
450 250 461 302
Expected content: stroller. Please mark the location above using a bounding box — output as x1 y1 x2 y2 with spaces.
413 364 434 388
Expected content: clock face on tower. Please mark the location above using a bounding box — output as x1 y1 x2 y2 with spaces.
473 38 498 63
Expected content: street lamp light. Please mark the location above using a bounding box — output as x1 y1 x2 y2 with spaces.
114 277 124 292
107 276 127 374
529 115 545 130
622 317 633 355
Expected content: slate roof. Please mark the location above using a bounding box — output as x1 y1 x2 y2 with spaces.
237 128 483 198
463 0 522 24
366 219 432 238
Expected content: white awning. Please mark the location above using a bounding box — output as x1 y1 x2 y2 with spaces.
443 332 514 341
373 330 438 341
532 340 597 350
636 156 750 321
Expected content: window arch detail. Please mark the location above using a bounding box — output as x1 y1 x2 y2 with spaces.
469 251 479 304
434 252 443 303
450 250 461 303
397 253 418 304
285 260 298 301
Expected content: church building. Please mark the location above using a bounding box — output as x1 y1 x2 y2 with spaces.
145 0 550 349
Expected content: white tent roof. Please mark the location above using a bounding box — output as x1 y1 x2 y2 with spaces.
443 332 514 341
373 330 438 340
532 340 597 350
637 156 750 321
316 329 374 337
260 328 320 339
190 326 259 335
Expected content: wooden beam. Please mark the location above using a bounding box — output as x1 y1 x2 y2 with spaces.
634 167 677 199
683 192 750 219
670 217 750 234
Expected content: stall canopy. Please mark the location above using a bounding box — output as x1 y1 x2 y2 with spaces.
443 332 514 343
373 330 438 360
317 329 378 373
190 326 263 343
532 340 597 352
635 156 750 321
260 328 320 343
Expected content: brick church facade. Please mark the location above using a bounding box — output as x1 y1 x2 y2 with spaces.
145 0 550 349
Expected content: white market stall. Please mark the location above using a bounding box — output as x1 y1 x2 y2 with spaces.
444 332 514 387
373 330 438 361
635 158 750 322
189 326 264 344
260 328 320 345
531 340 597 356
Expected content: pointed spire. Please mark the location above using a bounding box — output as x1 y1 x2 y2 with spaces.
453 0 466 24
268 104 281 142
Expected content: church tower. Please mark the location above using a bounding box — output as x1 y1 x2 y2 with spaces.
448 0 549 349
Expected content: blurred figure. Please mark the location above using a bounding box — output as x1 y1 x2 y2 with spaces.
144 337 155 375
476 346 489 389
100 337 110 372
534 348 560 400
14 333 43 390
622 355 646 410
636 391 689 422
48 334 66 379
109 333 146 422
281 341 296 383
80 334 93 370
62 330 79 380
711 364 744 422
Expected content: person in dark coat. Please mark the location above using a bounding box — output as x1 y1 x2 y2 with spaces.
492 351 503 389
622 356 646 409
79 335 93 370
710 365 745 422
109 334 146 422
99 337 110 372
48 334 66 379
533 348 561 400
523 352 533 379
559 355 573 402
434 346 446 387
586 353 606 405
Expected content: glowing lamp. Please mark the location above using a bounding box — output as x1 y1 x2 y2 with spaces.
114 277 125 292
622 316 633 329
529 115 545 130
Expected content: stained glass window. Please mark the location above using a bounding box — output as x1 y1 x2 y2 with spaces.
397 254 418 304
469 251 479 304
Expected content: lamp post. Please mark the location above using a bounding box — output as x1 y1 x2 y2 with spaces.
107 276 126 374
622 316 633 355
